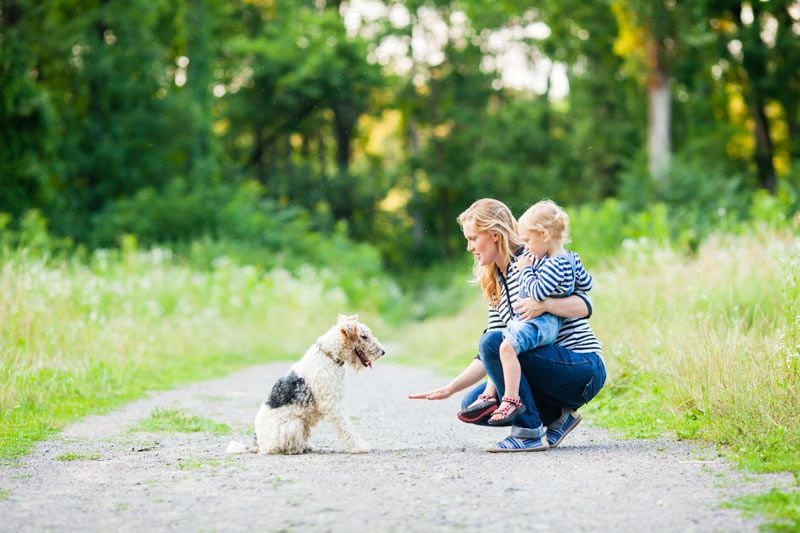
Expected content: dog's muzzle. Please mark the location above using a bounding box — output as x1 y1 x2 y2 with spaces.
355 347 385 368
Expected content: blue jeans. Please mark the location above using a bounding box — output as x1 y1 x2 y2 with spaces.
503 314 560 354
462 330 606 439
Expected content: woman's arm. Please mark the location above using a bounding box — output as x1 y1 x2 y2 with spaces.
408 359 486 400
513 293 590 321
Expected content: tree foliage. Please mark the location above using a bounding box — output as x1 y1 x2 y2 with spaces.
1 0 798 270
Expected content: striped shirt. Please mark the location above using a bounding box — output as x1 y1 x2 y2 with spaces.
518 251 592 301
487 249 603 357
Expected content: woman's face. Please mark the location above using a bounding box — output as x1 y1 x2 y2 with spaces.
463 220 499 267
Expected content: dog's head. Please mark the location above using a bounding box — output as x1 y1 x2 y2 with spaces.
337 314 386 370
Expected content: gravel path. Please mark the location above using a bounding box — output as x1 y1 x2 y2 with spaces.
0 362 793 532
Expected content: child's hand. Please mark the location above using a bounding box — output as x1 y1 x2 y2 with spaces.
517 256 532 269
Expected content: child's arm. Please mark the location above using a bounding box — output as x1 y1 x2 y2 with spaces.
573 254 593 292
527 258 564 301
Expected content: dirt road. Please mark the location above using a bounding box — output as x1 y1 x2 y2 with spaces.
0 362 792 532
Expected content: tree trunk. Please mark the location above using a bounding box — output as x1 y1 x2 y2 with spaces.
86 0 110 213
737 2 777 193
251 127 266 186
647 39 671 183
751 98 777 193
333 101 355 174
406 119 425 253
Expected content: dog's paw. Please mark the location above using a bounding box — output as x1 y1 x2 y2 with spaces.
348 441 371 454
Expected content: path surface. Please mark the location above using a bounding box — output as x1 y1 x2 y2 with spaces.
0 362 793 532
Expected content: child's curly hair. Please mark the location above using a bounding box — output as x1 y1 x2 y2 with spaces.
518 199 570 246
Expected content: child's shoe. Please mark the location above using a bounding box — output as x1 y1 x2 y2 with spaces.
487 396 526 426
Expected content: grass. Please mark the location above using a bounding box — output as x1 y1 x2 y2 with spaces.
727 488 800 532
57 452 101 461
588 230 800 476
175 458 230 471
130 408 229 435
0 246 386 459
2 226 798 526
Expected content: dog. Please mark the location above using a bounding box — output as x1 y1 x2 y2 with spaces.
226 314 386 455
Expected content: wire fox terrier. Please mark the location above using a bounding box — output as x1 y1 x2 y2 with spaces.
227 315 386 455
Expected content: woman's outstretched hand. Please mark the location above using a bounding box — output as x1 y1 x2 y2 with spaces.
408 387 452 400
513 297 547 320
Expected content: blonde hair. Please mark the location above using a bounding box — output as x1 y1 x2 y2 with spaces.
518 199 570 246
457 198 524 306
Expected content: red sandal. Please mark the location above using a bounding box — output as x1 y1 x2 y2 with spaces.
487 396 526 426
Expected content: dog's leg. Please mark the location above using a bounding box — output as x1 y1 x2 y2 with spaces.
276 418 308 454
326 408 370 453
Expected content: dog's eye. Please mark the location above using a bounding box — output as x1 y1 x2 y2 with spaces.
360 334 368 340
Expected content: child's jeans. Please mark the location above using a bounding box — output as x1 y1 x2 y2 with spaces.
502 314 560 354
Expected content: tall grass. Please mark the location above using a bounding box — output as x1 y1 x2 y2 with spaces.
589 229 799 474
0 245 386 459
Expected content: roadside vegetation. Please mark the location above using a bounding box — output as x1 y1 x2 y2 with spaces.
1 198 798 528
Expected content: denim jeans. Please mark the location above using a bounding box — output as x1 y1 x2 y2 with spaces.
502 314 560 354
462 329 606 439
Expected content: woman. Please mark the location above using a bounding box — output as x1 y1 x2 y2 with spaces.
408 198 605 452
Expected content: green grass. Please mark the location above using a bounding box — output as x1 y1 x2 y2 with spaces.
0 246 387 459
57 452 101 461
0 488 11 500
176 458 230 471
130 408 229 435
727 488 800 532
587 230 800 476
2 226 798 526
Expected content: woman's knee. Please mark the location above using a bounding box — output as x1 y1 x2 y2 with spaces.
478 330 503 360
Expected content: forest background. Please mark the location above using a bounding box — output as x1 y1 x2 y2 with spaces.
2 0 800 528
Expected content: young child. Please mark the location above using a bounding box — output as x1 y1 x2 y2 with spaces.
459 199 593 425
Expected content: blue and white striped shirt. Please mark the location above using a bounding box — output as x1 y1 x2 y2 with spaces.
518 251 592 301
487 249 603 356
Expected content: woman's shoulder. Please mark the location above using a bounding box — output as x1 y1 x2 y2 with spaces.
548 250 585 265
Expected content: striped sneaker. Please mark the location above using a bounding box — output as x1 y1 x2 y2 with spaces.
546 410 582 448
486 435 549 453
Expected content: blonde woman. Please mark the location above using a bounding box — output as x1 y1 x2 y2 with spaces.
409 198 605 452
476 199 594 426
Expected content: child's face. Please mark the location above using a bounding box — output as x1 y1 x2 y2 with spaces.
520 227 550 258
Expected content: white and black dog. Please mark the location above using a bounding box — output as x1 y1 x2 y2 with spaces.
227 315 385 455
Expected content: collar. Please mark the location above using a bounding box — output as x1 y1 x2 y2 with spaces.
316 342 345 367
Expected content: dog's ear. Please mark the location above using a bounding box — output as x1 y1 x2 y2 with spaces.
340 322 358 342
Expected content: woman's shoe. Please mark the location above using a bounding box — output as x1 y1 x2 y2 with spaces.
546 410 582 447
457 394 498 423
486 435 548 452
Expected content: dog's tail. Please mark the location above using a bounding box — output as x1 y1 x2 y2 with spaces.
225 434 258 454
